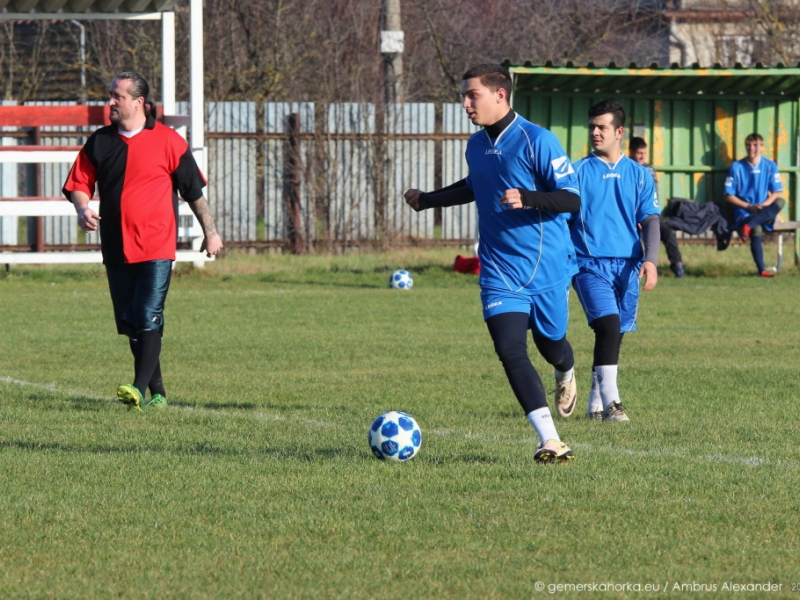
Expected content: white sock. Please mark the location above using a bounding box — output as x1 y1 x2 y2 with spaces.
526 407 560 444
555 367 574 383
595 364 620 410
588 369 602 413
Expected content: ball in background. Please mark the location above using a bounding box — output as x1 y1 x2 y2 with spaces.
389 269 413 289
369 411 422 461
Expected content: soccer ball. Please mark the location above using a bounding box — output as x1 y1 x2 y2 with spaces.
389 269 413 289
369 411 422 461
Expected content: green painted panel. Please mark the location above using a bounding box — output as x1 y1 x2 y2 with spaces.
671 100 692 199
692 101 714 202
525 94 550 131
734 100 755 154
776 101 793 167
714 100 736 167
549 96 570 149
756 100 776 159
570 96 590 160
713 100 736 216
652 99 671 201
773 101 794 220
630 98 651 153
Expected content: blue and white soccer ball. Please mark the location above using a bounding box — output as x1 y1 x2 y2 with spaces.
369 411 422 461
389 269 413 289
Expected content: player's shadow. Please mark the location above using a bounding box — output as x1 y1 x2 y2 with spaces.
417 452 501 465
22 392 108 411
259 445 362 461
0 439 363 461
0 440 172 454
170 400 258 410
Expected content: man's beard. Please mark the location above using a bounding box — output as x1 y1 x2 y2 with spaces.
110 110 121 124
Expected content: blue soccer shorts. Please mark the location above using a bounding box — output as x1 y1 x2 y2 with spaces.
480 282 571 340
572 257 641 333
105 260 173 338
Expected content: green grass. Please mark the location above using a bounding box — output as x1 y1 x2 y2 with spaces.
1 243 799 598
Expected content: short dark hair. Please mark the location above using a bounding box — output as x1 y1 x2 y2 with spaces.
588 99 625 129
462 64 512 98
745 132 764 144
629 136 647 152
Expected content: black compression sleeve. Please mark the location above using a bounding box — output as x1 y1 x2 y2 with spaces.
438 179 468 193
518 189 580 213
418 180 475 210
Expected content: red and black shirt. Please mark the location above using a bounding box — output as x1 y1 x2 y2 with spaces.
63 114 207 265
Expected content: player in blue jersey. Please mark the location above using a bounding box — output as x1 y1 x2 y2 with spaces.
724 133 785 278
404 64 580 464
570 100 660 422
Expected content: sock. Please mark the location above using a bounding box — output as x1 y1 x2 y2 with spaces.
148 361 166 398
555 367 574 384
595 364 620 410
132 330 162 396
526 407 560 444
588 369 602 413
750 236 766 272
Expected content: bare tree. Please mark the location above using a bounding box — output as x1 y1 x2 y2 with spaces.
1 21 72 102
746 0 800 65
84 20 163 100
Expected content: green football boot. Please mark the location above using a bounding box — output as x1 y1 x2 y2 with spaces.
145 394 168 409
117 384 143 412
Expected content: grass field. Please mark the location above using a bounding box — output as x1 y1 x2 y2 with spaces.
1 243 799 598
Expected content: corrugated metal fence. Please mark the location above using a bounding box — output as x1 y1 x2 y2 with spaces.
0 101 480 250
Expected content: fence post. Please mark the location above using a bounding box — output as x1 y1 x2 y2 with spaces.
33 126 44 253
284 113 304 254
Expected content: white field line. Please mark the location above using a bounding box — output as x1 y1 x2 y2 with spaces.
1 375 794 469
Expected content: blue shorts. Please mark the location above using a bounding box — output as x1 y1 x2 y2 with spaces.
106 260 173 338
481 282 571 340
572 258 640 333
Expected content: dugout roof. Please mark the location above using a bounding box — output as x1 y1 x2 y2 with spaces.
507 61 800 96
0 0 178 14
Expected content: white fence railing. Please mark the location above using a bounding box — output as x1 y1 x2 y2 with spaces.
0 101 481 257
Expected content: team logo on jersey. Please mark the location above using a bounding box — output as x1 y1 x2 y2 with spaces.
485 149 502 155
724 176 733 187
551 156 574 179
653 193 660 209
774 173 782 182
602 173 621 179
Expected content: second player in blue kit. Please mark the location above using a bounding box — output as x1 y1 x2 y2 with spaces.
570 100 660 422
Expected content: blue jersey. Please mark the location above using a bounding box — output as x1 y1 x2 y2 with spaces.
724 157 783 229
570 154 660 262
465 115 580 294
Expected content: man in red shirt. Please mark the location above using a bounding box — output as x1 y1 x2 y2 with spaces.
63 71 223 411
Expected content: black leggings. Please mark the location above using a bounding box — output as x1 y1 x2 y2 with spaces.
589 314 624 367
485 312 574 414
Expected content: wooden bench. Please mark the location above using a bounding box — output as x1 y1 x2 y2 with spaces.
0 105 210 267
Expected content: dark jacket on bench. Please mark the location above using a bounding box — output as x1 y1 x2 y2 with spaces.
663 198 732 250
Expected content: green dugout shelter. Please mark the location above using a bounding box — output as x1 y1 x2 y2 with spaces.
508 61 800 251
